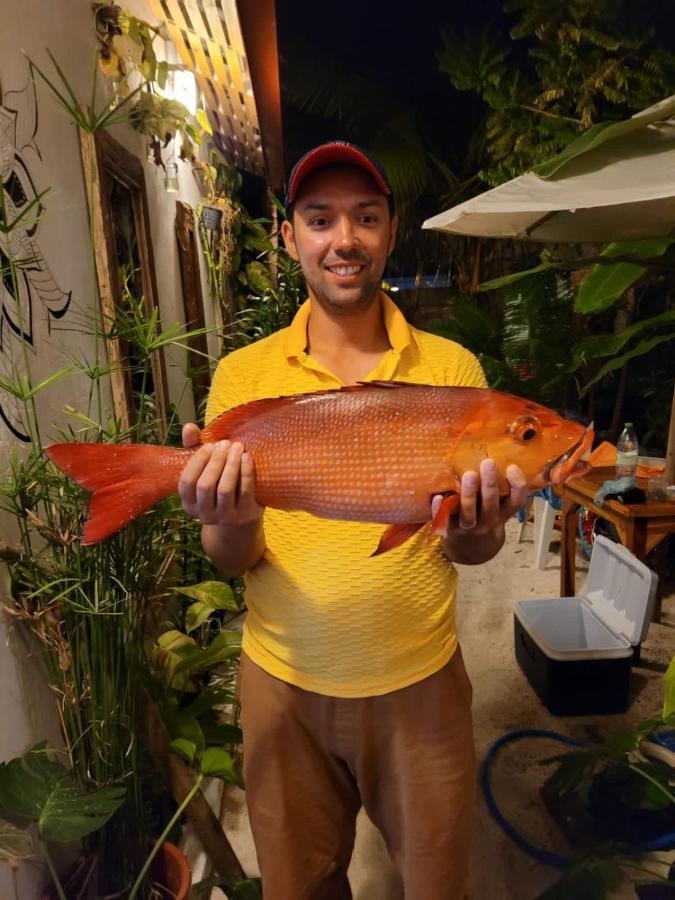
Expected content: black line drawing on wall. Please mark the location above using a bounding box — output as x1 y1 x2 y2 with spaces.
0 74 72 441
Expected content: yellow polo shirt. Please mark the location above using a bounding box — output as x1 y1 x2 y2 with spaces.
205 294 486 697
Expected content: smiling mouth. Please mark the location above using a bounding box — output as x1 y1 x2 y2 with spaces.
326 264 365 277
542 426 594 484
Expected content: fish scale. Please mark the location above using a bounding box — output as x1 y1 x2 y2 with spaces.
220 384 481 523
45 381 593 553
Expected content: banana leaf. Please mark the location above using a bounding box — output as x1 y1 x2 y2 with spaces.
580 334 675 395
575 238 673 313
570 311 675 369
532 95 675 179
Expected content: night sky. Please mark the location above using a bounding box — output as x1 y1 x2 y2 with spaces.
275 0 506 175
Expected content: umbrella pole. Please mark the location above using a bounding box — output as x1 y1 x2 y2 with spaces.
666 383 675 485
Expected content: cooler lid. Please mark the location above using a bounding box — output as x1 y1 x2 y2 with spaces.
585 535 657 645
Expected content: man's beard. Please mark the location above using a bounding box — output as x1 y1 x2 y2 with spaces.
305 267 385 316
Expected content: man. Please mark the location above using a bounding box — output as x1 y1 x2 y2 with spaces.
178 142 528 899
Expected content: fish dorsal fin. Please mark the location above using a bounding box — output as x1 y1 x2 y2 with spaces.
200 383 375 442
201 395 298 442
200 382 418 443
359 381 488 395
358 379 430 389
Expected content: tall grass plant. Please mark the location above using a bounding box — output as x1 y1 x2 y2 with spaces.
0 51 210 897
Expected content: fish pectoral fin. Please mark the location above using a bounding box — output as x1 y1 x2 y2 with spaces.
371 522 425 557
431 493 461 536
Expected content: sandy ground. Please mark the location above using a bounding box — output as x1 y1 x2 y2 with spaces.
216 519 675 900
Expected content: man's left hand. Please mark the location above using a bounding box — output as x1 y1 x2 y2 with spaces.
432 459 529 564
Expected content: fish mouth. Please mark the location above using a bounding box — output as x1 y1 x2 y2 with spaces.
541 426 594 484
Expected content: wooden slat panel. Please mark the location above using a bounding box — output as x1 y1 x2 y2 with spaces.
204 40 236 122
149 0 265 174
218 0 246 55
217 18 263 163
202 3 232 52
164 20 215 112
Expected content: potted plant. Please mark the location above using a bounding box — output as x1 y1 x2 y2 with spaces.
147 578 263 895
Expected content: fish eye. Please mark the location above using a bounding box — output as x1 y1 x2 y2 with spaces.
511 416 540 443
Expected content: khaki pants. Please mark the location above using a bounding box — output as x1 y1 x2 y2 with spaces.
238 648 476 900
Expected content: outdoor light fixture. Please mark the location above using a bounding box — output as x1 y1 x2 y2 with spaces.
170 69 198 116
164 163 179 193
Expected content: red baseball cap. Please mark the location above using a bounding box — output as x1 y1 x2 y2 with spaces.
285 141 394 209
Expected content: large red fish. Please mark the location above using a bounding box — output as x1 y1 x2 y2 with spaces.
45 382 593 555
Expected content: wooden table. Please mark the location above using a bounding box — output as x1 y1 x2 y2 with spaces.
560 467 675 615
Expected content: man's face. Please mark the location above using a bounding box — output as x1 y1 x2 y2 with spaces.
281 165 397 315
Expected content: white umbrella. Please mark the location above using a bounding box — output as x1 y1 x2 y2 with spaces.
422 97 675 243
423 96 675 481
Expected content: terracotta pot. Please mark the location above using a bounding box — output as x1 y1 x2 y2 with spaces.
41 841 191 900
151 840 191 899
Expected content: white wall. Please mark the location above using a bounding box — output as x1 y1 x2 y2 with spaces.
0 3 218 895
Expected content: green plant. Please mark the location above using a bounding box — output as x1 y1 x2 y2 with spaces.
429 272 577 406
544 714 675 812
147 578 252 893
427 293 515 389
476 110 675 443
0 51 217 897
194 154 241 324
0 263 197 895
0 745 126 900
93 2 205 164
194 149 305 346
537 851 673 900
151 578 244 760
537 710 675 900
438 0 675 188
127 742 240 900
229 245 305 349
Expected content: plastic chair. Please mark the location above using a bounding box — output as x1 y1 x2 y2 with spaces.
517 494 558 570
532 495 557 569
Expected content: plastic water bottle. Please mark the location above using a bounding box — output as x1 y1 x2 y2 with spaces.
616 423 638 480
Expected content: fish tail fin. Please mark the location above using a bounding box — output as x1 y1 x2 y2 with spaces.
45 443 193 543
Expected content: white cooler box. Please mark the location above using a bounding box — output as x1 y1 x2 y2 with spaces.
514 536 657 716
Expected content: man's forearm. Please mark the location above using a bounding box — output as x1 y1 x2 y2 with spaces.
202 518 266 577
441 523 505 565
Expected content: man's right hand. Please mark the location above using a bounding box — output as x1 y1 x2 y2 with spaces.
178 423 263 527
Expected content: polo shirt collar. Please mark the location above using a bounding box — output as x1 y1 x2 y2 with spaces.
283 292 412 361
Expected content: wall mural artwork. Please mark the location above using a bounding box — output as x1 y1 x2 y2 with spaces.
0 75 72 441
